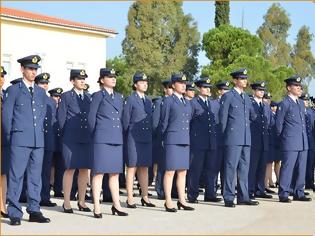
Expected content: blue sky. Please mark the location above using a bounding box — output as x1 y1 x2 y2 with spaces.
2 1 315 91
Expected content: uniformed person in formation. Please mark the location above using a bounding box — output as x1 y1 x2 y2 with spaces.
248 82 273 199
212 81 230 195
219 68 259 207
187 77 221 203
34 73 58 207
160 73 194 212
88 68 128 217
265 101 280 194
58 69 92 213
3 55 50 225
275 75 311 202
153 80 173 200
305 96 315 191
122 72 155 208
48 87 64 198
1 66 9 218
184 81 195 100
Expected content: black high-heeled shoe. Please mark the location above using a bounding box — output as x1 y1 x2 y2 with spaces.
62 204 73 214
1 211 9 218
111 205 128 216
177 201 194 211
275 181 279 187
164 203 177 212
77 202 91 212
93 210 102 218
126 200 137 208
141 198 156 207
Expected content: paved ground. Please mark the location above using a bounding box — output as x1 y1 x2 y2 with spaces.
1 187 315 235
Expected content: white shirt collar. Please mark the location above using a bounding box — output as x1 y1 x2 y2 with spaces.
73 88 84 96
136 91 145 99
254 97 262 105
104 87 113 95
174 92 183 100
22 78 34 89
288 93 298 101
199 95 208 103
234 87 243 95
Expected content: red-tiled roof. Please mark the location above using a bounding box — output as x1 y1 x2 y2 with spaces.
0 7 117 35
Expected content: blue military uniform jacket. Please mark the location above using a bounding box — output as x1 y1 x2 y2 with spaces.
190 96 217 150
160 94 192 145
250 99 274 151
122 92 153 143
58 89 91 144
2 82 47 147
1 89 10 147
44 96 57 151
275 95 308 151
305 108 315 151
211 98 223 147
219 88 256 146
88 89 124 144
269 112 280 149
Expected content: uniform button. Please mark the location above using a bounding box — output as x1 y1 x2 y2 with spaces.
142 128 145 130
112 112 114 114
84 112 86 114
117 125 119 128
85 119 87 121
33 109 36 112
58 134 60 136
34 116 36 119
45 124 48 127
45 130 48 133
113 126 116 128
85 126 87 129
186 128 188 130
32 101 35 104
182 128 185 130
81 126 83 128
79 112 82 114
117 118 120 120
34 123 36 127
45 117 47 120
116 112 119 114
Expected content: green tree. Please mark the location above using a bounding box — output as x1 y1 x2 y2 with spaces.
214 1 230 28
291 26 315 86
257 3 292 67
122 0 200 95
106 55 132 96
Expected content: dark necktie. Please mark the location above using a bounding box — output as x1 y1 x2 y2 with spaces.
180 97 186 105
110 93 114 100
205 99 209 108
296 99 299 104
29 87 33 97
240 93 245 100
79 94 83 100
142 97 145 106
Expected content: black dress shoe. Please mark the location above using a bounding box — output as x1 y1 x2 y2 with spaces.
224 201 235 208
29 212 50 223
40 201 57 207
177 201 194 211
188 199 199 204
255 193 273 199
102 196 113 203
269 184 276 188
140 198 156 207
198 188 204 193
54 192 64 198
304 191 310 196
93 210 102 218
126 200 137 208
279 198 291 203
10 218 21 226
164 203 177 212
293 196 312 201
237 200 259 205
77 202 91 212
265 188 276 194
249 194 256 200
62 204 74 213
204 197 222 202
1 211 9 218
111 205 128 216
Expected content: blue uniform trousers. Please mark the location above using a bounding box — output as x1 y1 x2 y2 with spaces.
41 151 54 202
53 151 65 195
7 146 44 219
248 149 268 195
223 146 250 203
305 149 315 189
279 150 307 199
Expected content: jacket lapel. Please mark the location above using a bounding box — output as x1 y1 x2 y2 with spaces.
103 89 119 111
232 88 244 104
21 81 32 99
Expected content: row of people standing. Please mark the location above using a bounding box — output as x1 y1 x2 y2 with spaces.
1 54 314 226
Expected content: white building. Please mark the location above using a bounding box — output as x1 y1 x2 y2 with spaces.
1 7 117 92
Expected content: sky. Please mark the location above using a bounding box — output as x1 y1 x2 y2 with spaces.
2 1 315 91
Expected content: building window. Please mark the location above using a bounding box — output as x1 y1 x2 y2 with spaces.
2 54 11 78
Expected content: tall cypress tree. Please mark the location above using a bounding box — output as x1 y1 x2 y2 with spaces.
214 1 230 28
122 0 200 95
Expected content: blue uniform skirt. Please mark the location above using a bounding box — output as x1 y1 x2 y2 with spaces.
93 143 123 174
62 142 92 169
126 138 152 168
165 144 190 171
268 146 282 163
1 146 10 175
